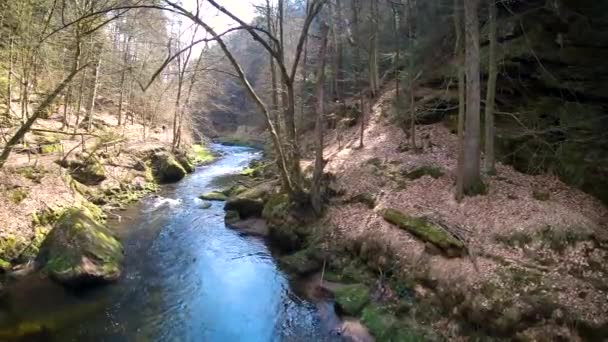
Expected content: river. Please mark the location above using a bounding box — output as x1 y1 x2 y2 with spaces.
0 144 339 342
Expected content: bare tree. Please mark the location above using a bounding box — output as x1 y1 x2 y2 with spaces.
484 0 497 174
311 23 330 215
463 0 483 194
454 0 466 201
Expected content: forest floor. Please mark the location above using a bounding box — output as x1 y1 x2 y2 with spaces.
0 105 180 268
300 87 608 340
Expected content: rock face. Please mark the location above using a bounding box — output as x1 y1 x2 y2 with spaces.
151 152 187 183
36 208 123 287
436 0 608 204
381 208 465 257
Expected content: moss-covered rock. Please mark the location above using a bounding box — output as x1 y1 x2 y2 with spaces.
278 247 323 275
199 191 228 201
334 284 370 316
175 152 195 173
224 197 264 218
36 208 123 287
225 210 240 225
68 156 107 186
225 181 276 218
404 165 444 180
151 151 187 183
381 208 465 257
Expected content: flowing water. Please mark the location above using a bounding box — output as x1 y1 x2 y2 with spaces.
0 144 339 342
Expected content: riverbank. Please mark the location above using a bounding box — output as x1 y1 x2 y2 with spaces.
0 110 214 276
224 87 608 341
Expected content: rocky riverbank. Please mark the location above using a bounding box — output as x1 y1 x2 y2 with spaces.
0 113 215 289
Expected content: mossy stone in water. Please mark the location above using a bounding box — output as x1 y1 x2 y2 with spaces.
36 208 123 287
199 191 228 201
334 284 370 316
381 208 465 257
199 201 212 209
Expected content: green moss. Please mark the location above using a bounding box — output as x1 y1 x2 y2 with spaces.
15 166 46 183
223 184 249 197
199 191 228 201
278 247 322 275
8 188 28 204
191 144 215 164
0 258 11 271
334 284 370 316
39 143 62 154
404 166 445 180
262 193 289 220
381 208 465 257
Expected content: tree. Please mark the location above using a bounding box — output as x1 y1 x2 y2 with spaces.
484 0 497 174
463 0 483 194
311 22 330 215
454 0 466 201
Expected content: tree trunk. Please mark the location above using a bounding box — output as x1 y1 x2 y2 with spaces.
484 0 497 174
454 0 466 201
117 35 130 126
5 36 13 118
266 0 281 137
392 3 401 101
85 45 102 132
311 23 330 215
408 0 417 150
352 0 365 148
463 0 482 194
0 68 84 168
368 0 380 98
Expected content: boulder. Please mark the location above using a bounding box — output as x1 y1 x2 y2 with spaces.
224 198 264 218
224 181 276 218
68 156 106 186
199 191 228 201
225 210 240 225
151 152 187 183
36 208 123 287
278 247 323 275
